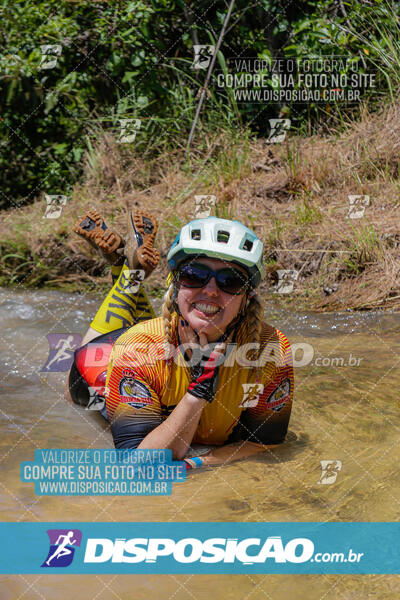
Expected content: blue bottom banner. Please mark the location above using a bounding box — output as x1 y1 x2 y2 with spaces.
0 522 398 574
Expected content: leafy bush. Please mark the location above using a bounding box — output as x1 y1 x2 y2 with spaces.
1 0 399 209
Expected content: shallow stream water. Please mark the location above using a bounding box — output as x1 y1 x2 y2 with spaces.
0 287 399 599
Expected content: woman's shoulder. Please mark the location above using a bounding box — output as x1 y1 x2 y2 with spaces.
254 322 292 371
259 321 291 348
111 317 166 355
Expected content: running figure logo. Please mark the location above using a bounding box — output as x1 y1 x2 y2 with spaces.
41 334 82 372
193 45 215 69
267 119 291 143
348 195 370 219
41 529 82 568
240 383 264 408
118 118 141 144
87 386 106 411
318 460 342 484
43 194 67 219
121 268 145 294
39 44 62 70
274 270 299 294
194 195 216 219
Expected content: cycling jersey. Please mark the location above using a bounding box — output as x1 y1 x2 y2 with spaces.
105 315 293 448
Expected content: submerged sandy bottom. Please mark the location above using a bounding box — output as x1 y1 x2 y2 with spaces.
0 288 399 599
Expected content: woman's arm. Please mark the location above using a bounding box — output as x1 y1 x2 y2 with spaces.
107 326 229 457
138 392 206 460
185 441 274 468
138 328 226 459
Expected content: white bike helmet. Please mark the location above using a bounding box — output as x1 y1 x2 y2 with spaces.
167 217 265 287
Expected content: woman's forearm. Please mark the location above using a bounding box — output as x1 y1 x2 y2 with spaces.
198 441 273 466
137 392 206 459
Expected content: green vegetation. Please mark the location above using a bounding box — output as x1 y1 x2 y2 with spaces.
344 222 384 274
1 0 400 209
295 197 322 227
2 0 400 311
2 96 400 313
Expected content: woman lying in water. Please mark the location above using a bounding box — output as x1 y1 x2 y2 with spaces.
67 210 294 468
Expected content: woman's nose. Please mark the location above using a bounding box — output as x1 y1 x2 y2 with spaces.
203 276 219 295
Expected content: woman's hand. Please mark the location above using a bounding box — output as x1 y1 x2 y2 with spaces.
138 322 235 459
179 320 234 403
178 318 233 354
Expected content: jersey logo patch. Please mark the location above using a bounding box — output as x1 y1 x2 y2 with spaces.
266 378 291 412
240 383 264 408
119 370 153 408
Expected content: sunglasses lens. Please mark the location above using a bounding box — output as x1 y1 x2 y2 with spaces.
178 264 210 288
217 269 247 294
178 263 248 294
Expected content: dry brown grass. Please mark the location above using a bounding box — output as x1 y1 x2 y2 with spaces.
2 103 400 310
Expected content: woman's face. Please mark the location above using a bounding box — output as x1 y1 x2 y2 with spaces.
176 257 248 342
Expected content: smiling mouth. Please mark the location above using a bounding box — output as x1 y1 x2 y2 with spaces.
192 302 222 316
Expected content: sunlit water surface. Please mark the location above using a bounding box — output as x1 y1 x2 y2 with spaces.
0 288 399 599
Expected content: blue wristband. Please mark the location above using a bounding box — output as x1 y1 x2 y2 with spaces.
184 456 203 469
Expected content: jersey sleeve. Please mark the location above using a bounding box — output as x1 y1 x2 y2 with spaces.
105 328 166 448
238 327 294 444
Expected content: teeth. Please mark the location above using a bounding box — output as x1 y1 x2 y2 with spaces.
194 303 220 314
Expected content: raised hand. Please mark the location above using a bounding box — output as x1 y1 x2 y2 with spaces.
179 320 234 403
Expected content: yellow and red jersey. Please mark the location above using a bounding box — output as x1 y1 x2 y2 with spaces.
105 315 293 448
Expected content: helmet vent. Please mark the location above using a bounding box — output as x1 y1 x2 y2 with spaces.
217 230 230 243
191 229 201 240
242 239 253 251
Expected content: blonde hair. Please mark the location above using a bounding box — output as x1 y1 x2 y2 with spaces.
161 283 176 346
242 292 264 347
161 283 264 348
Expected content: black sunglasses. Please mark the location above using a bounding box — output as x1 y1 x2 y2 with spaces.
176 262 249 295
